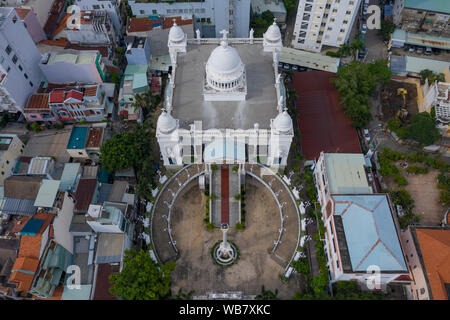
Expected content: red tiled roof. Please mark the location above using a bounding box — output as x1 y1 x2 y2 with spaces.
293 70 361 160
40 38 68 47
84 85 98 97
162 16 193 29
65 90 83 102
14 8 30 20
74 179 97 212
127 15 192 33
66 44 109 58
25 94 50 110
127 17 163 33
50 90 65 103
86 128 103 148
44 0 67 36
415 228 450 300
93 263 119 300
9 212 54 292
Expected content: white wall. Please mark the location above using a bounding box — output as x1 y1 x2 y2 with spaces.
0 8 44 112
53 192 76 254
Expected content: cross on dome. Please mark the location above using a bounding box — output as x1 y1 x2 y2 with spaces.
220 29 229 40
172 19 177 26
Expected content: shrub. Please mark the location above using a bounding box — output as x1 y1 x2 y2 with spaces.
406 165 429 175
31 123 42 132
211 164 217 171
232 165 238 172
326 51 341 57
293 257 309 275
235 222 245 230
234 194 241 201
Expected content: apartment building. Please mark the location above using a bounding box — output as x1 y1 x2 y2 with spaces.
74 0 122 35
128 0 251 38
292 0 362 52
0 7 44 113
393 0 450 38
0 134 24 186
39 50 106 84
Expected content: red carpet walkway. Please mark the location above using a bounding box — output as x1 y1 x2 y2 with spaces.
221 166 229 224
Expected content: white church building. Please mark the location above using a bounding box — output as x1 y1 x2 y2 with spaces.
156 21 294 172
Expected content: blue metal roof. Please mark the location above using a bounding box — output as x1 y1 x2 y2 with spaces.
332 194 407 272
20 219 45 236
404 0 450 14
67 127 88 150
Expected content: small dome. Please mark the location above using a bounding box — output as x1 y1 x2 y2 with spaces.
168 22 185 43
206 41 244 77
157 111 177 134
273 111 293 132
264 22 281 42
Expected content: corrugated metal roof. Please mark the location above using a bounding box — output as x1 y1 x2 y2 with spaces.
62 284 92 300
404 0 450 14
2 198 37 216
279 47 340 73
324 153 372 194
332 194 407 272
405 56 450 75
59 163 81 191
34 180 61 208
95 233 124 264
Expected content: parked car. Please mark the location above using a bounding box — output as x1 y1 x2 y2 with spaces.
278 62 283 68
283 64 290 70
416 46 423 54
408 46 415 52
361 24 367 34
359 47 367 58
425 47 432 55
433 48 441 55
299 66 306 71
363 129 371 142
362 6 368 16
292 65 298 71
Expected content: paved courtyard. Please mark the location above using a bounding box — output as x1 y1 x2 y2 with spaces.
169 176 301 299
403 170 447 226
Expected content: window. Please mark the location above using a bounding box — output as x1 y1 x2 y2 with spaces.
340 29 345 33
6 160 9 164
303 13 310 20
346 10 351 15
29 81 33 87
12 55 17 64
343 20 348 24
140 10 145 15
152 10 157 14
411 254 413 257
5 45 11 55
93 5 100 9
321 22 326 26
332 9 337 13
24 73 28 79
1 172 4 175
326 4 331 9
18 65 22 71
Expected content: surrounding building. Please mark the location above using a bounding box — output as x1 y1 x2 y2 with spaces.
0 134 24 186
66 125 105 161
25 83 114 124
128 0 251 38
124 36 151 66
292 0 362 52
314 153 410 288
393 0 450 38
251 0 287 24
39 50 106 84
156 22 293 169
14 8 47 44
391 28 450 51
51 9 119 49
74 0 122 35
127 15 194 58
0 7 45 113
118 65 148 122
401 226 450 300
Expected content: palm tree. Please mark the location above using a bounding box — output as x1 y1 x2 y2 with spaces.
350 40 364 60
133 91 161 116
338 43 351 57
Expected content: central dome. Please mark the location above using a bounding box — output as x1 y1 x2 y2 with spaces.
205 41 245 91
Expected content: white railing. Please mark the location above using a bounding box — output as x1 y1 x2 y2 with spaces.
187 38 264 45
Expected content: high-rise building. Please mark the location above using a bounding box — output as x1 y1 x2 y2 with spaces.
0 7 44 113
128 0 251 38
292 0 362 52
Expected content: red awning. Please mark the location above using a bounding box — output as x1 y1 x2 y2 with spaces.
119 110 129 115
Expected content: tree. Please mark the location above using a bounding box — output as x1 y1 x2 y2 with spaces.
407 112 440 146
255 285 279 300
109 249 176 300
333 281 387 300
419 69 445 85
134 90 161 117
338 43 351 57
368 59 392 88
99 124 151 173
284 0 298 15
380 20 395 41
350 39 364 60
